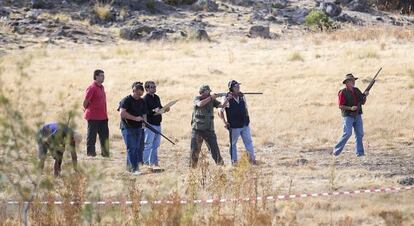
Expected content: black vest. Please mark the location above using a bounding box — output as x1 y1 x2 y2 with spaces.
225 96 250 128
339 87 365 117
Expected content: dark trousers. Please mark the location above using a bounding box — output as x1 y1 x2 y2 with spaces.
190 129 223 168
87 120 109 157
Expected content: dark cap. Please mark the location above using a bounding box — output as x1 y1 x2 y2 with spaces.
228 80 241 89
132 81 144 90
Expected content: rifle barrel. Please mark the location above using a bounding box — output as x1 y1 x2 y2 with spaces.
364 67 382 93
372 67 382 80
216 92 263 96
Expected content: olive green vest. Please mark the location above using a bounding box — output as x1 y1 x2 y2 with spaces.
191 96 219 131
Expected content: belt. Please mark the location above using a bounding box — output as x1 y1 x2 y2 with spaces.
195 115 214 119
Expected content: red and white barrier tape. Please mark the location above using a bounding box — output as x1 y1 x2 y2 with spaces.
3 185 413 206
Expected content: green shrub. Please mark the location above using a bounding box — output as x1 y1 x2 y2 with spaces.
305 10 333 31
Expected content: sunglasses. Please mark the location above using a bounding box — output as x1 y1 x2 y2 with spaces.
148 86 156 88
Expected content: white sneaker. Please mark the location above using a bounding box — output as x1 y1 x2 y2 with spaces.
358 156 368 165
132 171 142 176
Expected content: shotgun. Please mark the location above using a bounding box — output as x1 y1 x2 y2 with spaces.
363 68 382 95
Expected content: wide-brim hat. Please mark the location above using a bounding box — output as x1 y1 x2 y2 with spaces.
343 73 358 84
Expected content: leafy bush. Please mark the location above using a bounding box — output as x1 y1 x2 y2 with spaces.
305 10 333 31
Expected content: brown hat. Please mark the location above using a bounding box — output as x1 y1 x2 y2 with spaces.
342 73 358 84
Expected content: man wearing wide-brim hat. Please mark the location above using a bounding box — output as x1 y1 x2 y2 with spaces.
332 73 369 157
189 84 231 168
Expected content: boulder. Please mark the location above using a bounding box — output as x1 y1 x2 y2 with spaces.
248 25 270 39
275 7 310 25
146 29 167 41
192 0 219 12
30 0 55 9
398 177 414 186
334 13 363 24
337 0 352 5
270 0 288 8
347 0 370 12
25 9 43 20
113 0 176 14
319 1 342 17
119 25 156 40
193 28 210 41
0 8 11 17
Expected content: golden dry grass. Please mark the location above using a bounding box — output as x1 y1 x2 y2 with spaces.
93 1 113 21
0 26 413 225
38 12 72 23
0 17 13 35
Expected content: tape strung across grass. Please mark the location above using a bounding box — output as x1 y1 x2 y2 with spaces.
3 185 413 206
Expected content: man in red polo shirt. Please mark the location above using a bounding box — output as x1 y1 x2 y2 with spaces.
83 69 110 157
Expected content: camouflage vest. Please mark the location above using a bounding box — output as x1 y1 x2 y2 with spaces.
191 96 218 131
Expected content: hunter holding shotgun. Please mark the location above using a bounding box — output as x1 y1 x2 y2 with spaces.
189 84 231 168
218 80 257 165
119 82 148 175
117 82 176 175
332 69 381 157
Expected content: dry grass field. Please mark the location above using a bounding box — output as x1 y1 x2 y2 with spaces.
0 26 413 225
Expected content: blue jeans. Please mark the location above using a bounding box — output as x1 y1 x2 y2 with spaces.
333 115 365 156
121 128 143 172
143 124 161 165
230 126 256 163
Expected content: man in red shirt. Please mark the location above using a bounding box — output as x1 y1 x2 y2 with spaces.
332 74 369 157
83 69 110 157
